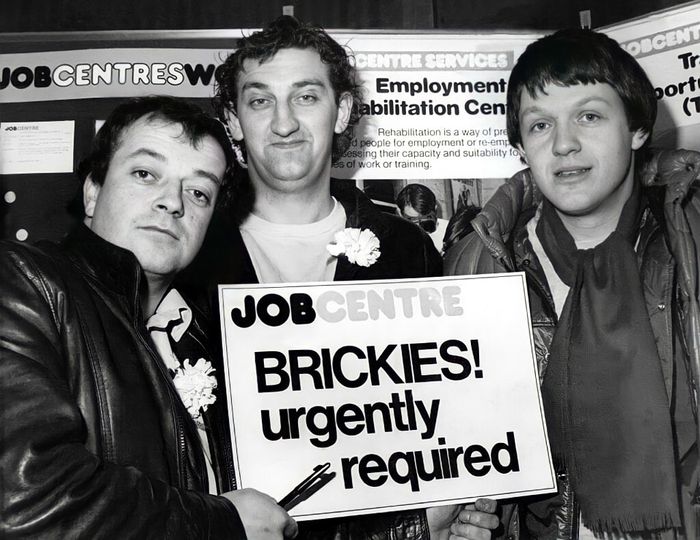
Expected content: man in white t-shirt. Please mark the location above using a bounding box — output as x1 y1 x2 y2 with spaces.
185 15 499 540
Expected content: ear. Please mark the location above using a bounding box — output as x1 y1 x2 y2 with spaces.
83 175 101 219
223 109 244 141
334 92 353 134
631 129 649 151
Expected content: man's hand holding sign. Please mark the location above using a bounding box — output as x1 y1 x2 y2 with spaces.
218 275 555 524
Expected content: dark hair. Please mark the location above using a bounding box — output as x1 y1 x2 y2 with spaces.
213 15 363 163
395 183 438 233
506 28 656 149
395 183 437 215
80 96 233 185
75 96 236 213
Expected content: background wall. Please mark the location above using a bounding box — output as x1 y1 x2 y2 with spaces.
1 0 695 246
0 0 693 33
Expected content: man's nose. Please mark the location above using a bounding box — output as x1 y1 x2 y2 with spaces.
271 101 300 136
552 123 581 156
153 180 184 217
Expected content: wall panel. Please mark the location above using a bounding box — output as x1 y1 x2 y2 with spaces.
0 0 434 33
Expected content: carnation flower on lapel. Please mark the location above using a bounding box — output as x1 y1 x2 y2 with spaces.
327 227 381 267
173 358 217 422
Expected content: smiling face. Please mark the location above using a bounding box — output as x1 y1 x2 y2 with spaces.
226 47 352 197
517 82 648 223
84 116 226 283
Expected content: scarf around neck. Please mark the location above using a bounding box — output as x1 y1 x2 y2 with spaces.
536 180 681 533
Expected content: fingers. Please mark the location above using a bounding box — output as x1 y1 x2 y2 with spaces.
426 503 462 530
457 508 499 529
220 488 297 539
450 520 492 540
449 503 500 540
283 515 298 539
474 498 497 513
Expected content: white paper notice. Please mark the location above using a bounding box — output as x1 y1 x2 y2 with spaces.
0 121 74 174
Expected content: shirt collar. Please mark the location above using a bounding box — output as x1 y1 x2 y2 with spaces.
146 288 192 343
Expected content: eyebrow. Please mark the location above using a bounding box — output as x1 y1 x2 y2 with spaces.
520 96 612 117
124 147 222 185
240 78 328 93
193 169 223 186
126 147 166 161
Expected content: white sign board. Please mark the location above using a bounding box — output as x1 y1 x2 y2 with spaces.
219 274 555 520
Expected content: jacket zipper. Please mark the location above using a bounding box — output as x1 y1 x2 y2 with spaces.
190 326 231 492
130 270 189 489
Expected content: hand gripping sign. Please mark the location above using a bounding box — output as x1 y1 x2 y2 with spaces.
218 274 555 520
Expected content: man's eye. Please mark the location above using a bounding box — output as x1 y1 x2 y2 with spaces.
133 169 155 181
188 189 211 206
249 98 270 108
297 94 317 104
529 121 549 133
581 112 600 123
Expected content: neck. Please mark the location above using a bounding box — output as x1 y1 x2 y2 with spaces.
252 182 334 224
557 211 622 249
142 273 172 319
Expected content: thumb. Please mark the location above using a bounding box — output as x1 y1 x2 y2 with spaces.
283 515 298 539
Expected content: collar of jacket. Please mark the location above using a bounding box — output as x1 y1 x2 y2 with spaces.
61 224 145 311
330 180 403 281
640 148 700 199
469 167 540 271
471 148 700 268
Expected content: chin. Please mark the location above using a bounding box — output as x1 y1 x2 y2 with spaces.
547 197 594 217
140 259 181 276
273 172 316 188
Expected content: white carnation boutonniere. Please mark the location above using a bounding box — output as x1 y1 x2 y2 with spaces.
173 358 217 423
327 227 381 267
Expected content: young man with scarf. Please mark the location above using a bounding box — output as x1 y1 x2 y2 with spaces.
444 29 700 539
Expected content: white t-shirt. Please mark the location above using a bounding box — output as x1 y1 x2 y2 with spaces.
240 197 347 284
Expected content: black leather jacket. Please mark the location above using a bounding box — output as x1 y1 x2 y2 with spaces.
0 225 244 538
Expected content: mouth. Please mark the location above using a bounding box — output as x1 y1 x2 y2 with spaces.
270 140 306 149
140 225 179 240
554 167 591 178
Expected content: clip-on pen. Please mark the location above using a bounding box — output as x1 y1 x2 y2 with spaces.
278 462 336 511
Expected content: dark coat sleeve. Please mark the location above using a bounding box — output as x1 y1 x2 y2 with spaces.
0 245 246 539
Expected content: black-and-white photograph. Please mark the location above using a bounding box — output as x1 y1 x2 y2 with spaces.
2 1 700 538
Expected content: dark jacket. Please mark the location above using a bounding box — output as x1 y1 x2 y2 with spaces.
0 225 244 538
444 150 700 539
182 181 442 540
188 181 442 290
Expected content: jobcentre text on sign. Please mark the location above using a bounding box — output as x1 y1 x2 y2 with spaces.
218 274 555 520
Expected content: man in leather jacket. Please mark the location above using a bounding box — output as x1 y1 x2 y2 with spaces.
182 15 499 540
0 96 296 538
445 29 700 539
